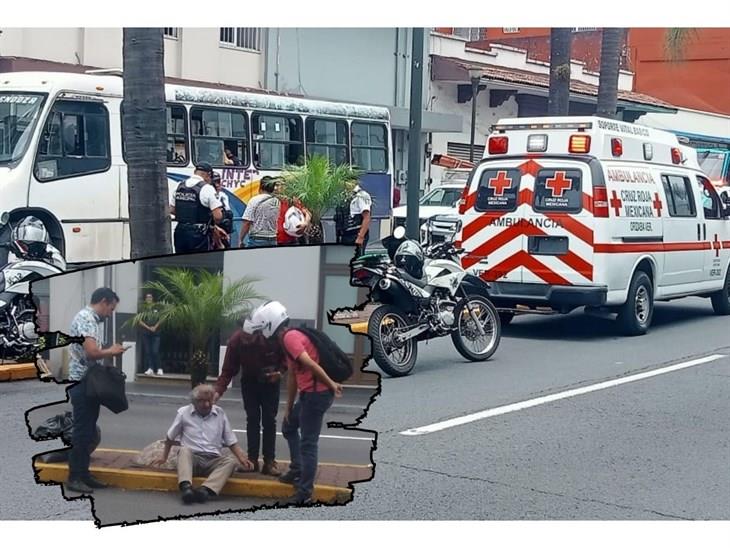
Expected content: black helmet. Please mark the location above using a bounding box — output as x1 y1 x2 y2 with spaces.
394 240 425 279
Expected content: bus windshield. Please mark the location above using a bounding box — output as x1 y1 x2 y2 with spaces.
697 150 727 183
0 93 46 165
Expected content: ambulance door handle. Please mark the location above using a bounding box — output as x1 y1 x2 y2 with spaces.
703 223 707 240
697 224 701 241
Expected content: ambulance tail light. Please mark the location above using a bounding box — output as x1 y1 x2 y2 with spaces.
592 186 609 218
488 136 509 155
611 138 623 157
671 147 682 164
568 134 591 154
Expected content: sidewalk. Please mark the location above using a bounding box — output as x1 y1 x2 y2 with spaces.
34 448 372 504
0 361 38 381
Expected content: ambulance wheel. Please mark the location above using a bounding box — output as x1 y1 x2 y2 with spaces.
617 271 653 336
710 267 730 315
368 305 417 377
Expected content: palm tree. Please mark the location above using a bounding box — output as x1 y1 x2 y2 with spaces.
122 28 172 259
664 28 697 62
128 267 264 387
548 28 573 116
279 154 361 244
596 28 626 120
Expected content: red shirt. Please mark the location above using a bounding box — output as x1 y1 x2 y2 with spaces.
282 329 329 393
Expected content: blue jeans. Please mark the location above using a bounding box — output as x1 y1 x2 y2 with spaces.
142 333 161 372
247 236 278 248
68 379 101 482
282 390 334 497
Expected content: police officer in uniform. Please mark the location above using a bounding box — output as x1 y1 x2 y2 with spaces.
340 184 372 256
170 162 226 253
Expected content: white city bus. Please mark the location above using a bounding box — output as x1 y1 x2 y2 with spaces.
0 71 393 265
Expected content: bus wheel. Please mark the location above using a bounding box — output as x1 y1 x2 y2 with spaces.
616 271 653 336
710 267 730 315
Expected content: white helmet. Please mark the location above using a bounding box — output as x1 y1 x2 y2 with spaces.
283 206 306 237
12 216 49 244
243 301 289 338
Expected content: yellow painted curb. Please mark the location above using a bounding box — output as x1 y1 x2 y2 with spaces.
0 363 37 382
349 322 368 334
35 461 352 503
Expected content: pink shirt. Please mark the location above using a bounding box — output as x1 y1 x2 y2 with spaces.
282 329 329 393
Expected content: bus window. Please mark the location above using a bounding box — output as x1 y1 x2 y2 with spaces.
251 112 304 169
35 100 110 181
190 107 249 167
166 104 188 165
351 122 388 173
306 118 348 165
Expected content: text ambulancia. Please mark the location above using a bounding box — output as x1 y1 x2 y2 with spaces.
456 116 730 335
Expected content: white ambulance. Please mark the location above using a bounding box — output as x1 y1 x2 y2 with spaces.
456 116 730 335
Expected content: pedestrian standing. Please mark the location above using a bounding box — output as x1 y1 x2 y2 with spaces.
238 176 281 248
170 162 227 253
244 301 343 504
65 287 128 494
340 183 372 256
212 172 234 249
139 293 163 376
213 324 285 476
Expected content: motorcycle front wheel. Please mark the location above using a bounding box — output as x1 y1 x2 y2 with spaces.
451 295 501 362
368 304 418 377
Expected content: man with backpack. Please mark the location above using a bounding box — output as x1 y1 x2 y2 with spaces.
244 301 349 504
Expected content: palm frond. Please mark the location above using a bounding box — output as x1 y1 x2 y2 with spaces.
664 28 697 62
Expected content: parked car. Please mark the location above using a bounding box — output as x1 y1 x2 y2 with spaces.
392 180 466 231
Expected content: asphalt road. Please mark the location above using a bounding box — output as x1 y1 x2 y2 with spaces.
3 296 730 523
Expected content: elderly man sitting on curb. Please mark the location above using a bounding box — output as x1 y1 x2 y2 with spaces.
154 384 255 504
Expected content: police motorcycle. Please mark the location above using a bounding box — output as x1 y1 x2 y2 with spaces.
0 214 66 361
351 225 501 377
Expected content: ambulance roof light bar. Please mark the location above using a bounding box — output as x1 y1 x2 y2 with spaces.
493 121 593 133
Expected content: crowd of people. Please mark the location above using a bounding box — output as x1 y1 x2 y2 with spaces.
170 162 372 255
66 292 344 506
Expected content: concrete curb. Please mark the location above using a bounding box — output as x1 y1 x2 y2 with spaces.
34 461 353 503
0 363 37 382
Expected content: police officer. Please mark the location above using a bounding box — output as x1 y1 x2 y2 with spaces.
340 183 372 256
170 162 226 253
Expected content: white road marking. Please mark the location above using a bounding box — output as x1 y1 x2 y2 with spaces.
400 354 727 436
232 429 374 442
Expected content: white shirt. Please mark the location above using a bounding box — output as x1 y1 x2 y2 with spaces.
350 188 372 216
166 404 237 456
169 175 223 211
216 191 231 211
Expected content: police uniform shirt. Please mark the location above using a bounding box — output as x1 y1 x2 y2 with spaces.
350 188 372 217
169 175 222 214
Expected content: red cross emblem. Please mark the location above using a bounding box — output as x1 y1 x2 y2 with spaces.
609 190 623 217
544 171 572 198
713 234 721 257
652 193 663 217
488 171 513 197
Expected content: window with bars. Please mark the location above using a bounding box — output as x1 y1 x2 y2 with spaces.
219 28 262 52
351 122 388 173
502 28 520 34
572 27 598 32
453 28 483 41
163 28 179 39
447 142 485 162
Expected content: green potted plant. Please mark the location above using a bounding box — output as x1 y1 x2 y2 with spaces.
279 154 361 244
128 267 263 387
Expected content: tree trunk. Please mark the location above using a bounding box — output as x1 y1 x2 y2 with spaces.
548 28 573 116
596 28 625 120
122 28 172 260
190 349 209 388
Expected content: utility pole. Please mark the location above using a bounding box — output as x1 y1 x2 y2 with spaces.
406 28 425 241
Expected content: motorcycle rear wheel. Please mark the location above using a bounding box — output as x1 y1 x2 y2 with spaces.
451 295 501 362
368 305 418 377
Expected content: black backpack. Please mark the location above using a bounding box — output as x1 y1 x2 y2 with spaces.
292 326 353 383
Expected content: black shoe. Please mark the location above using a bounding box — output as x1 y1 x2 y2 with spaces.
65 478 93 494
290 491 313 505
82 475 108 489
194 486 215 503
279 470 300 485
179 481 196 504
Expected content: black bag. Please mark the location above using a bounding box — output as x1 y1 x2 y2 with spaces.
85 364 128 414
32 411 101 462
292 326 353 383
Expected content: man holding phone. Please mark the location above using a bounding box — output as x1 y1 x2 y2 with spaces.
65 287 128 495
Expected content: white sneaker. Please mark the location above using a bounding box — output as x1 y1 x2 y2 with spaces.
156 369 164 376
144 368 154 375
